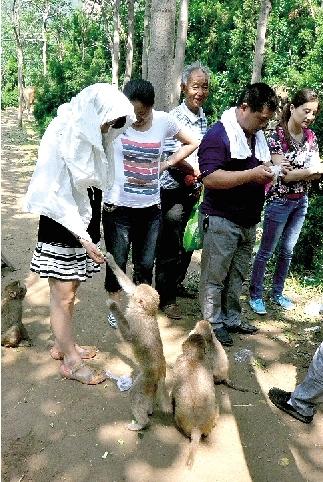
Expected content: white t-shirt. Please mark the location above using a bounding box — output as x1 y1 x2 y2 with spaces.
104 110 181 208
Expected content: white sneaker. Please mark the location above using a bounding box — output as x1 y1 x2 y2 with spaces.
107 312 118 328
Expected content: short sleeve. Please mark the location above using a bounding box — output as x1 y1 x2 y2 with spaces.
165 113 182 139
198 124 230 178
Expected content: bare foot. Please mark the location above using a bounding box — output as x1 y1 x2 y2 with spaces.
50 344 98 360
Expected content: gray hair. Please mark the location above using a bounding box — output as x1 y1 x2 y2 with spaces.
181 61 211 85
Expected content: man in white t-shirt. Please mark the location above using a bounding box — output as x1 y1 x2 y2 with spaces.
155 62 210 319
102 79 199 327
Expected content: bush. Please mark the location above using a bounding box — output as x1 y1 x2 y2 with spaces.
292 192 323 282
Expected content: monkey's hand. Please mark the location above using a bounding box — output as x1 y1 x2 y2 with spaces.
79 239 105 264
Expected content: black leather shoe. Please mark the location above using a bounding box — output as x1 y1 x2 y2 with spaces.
268 388 313 424
227 321 259 334
213 327 233 346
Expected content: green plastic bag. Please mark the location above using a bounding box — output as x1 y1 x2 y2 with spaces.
183 193 203 251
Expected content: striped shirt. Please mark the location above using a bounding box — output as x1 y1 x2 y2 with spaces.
104 110 181 207
160 101 208 189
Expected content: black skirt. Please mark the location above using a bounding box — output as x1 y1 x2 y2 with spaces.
30 188 102 281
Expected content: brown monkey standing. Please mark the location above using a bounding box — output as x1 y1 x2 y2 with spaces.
171 333 219 468
105 252 171 431
1 280 31 347
191 320 249 392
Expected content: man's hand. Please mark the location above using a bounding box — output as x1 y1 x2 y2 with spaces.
79 239 106 264
251 165 275 184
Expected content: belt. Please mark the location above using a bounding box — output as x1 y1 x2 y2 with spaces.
285 192 305 200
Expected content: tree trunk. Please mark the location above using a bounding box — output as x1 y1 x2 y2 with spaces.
171 0 189 108
12 0 24 127
112 0 120 88
147 0 176 111
141 0 151 80
251 0 272 83
42 3 50 76
123 0 135 88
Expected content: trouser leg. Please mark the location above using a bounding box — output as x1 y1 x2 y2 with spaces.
289 342 323 416
249 200 288 299
272 196 308 297
132 205 161 285
223 225 256 327
155 188 183 306
199 216 241 329
102 206 131 292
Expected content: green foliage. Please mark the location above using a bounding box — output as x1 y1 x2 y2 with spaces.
1 55 19 108
2 0 322 275
292 193 323 282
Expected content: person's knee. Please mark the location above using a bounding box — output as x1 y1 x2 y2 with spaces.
279 245 294 259
255 247 274 262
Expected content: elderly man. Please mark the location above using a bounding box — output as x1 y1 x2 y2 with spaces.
198 83 278 346
155 61 210 320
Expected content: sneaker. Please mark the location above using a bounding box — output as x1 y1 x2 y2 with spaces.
271 294 295 310
107 312 118 328
161 303 182 320
213 327 233 346
268 388 313 424
249 298 267 315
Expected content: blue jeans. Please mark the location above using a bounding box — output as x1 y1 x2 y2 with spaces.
102 204 161 292
250 195 308 299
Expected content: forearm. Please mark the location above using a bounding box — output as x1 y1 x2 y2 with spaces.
167 144 198 167
202 169 253 189
284 168 315 182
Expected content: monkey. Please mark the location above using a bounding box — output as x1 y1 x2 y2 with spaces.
105 252 171 431
22 86 36 119
171 333 219 468
190 320 249 393
1 280 31 347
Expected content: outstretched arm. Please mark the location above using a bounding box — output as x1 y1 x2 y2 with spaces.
105 252 136 295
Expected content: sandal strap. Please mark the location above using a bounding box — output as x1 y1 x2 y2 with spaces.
70 361 85 375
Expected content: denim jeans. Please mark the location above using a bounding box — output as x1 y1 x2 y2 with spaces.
102 204 161 292
250 195 308 299
290 342 323 416
199 215 256 328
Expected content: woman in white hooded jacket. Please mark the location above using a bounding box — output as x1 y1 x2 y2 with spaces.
24 83 135 384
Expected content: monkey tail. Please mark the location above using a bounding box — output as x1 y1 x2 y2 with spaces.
186 427 201 469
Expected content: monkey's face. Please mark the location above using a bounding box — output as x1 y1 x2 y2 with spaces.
133 284 160 315
5 281 27 300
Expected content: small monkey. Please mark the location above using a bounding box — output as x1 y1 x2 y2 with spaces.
1 280 31 347
191 320 249 393
105 252 171 431
171 333 219 468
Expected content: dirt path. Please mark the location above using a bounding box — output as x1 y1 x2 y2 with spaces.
1 108 323 482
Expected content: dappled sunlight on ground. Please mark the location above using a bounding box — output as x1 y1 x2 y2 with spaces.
2 108 322 482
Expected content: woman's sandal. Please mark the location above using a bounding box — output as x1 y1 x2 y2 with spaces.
50 345 98 361
59 361 106 385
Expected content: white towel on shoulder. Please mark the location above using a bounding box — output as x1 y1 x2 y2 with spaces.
221 107 271 163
